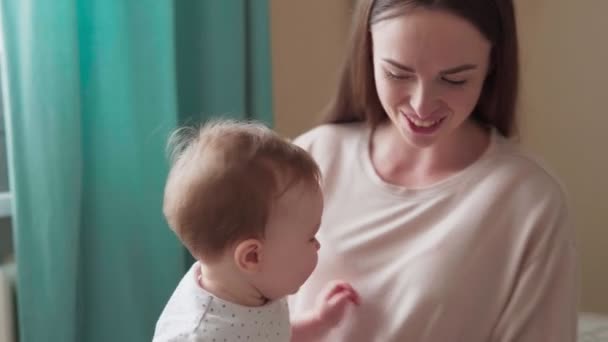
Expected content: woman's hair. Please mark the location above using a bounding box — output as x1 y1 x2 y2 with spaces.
323 0 519 137
163 119 321 260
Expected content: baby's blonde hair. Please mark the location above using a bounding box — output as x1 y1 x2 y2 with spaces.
163 119 321 261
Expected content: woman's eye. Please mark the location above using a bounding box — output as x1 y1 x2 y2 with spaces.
384 70 412 81
442 77 467 86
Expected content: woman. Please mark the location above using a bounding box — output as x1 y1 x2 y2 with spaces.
289 0 578 341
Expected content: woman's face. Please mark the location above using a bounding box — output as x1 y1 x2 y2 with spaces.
371 8 492 148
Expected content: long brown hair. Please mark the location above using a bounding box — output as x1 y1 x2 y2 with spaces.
324 0 519 137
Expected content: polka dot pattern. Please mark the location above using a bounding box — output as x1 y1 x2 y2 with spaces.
152 263 291 342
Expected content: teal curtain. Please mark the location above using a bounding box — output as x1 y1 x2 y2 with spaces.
0 1 273 342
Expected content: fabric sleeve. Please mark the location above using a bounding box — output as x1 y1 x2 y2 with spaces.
490 189 579 342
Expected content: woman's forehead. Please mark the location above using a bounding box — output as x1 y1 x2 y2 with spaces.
371 9 491 69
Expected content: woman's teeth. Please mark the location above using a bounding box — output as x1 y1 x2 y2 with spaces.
409 116 440 127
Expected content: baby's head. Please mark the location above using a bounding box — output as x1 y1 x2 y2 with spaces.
163 120 323 300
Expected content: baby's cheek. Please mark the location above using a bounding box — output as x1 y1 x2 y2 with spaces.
308 252 319 275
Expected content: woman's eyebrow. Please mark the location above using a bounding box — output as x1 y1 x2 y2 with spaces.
382 58 477 75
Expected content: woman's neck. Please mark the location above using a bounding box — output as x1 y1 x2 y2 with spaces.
370 120 490 188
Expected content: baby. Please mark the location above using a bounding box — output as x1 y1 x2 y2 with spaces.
153 120 359 342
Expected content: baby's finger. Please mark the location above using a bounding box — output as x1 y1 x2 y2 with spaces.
335 283 360 304
347 288 361 306
327 291 355 310
327 283 360 306
323 281 349 300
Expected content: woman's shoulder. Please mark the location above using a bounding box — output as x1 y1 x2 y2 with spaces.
293 122 367 152
486 135 569 205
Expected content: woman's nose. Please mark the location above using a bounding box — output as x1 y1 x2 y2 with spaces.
410 83 440 118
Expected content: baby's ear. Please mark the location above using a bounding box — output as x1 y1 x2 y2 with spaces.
233 239 263 274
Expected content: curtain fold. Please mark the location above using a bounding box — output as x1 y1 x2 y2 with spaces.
0 1 273 341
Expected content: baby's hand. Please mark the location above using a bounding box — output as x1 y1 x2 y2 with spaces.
290 281 360 341
315 280 360 329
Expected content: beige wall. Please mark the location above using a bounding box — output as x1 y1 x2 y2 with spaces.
516 0 608 313
269 0 352 138
270 1 608 313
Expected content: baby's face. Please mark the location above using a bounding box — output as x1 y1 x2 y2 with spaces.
256 181 323 300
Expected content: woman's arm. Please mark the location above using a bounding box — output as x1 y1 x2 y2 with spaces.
491 193 579 341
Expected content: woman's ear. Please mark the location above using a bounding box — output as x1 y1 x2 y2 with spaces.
233 239 263 274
